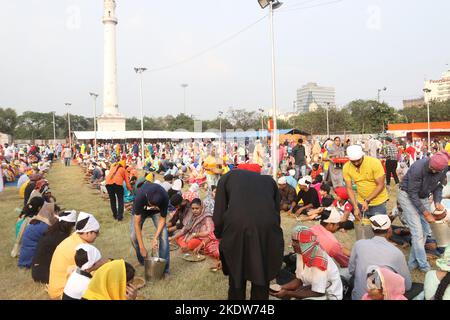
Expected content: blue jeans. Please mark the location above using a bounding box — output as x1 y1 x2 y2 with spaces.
397 189 432 271
295 165 306 180
64 158 71 166
130 212 170 274
357 202 387 218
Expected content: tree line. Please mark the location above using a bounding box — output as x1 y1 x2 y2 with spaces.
1 99 449 140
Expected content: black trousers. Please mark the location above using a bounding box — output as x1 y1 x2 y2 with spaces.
106 184 124 220
228 276 269 300
385 159 399 185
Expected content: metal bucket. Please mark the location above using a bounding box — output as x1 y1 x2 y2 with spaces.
354 217 374 241
430 220 450 248
144 250 167 281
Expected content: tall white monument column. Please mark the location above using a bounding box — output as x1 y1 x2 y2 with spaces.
97 0 126 131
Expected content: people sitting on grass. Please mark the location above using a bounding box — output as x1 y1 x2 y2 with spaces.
310 207 351 268
11 196 45 258
298 184 334 222
32 210 77 284
333 186 355 231
277 176 296 212
361 265 407 300
348 214 412 300
48 212 100 300
291 176 320 217
170 198 220 260
167 194 190 236
182 183 200 203
425 244 450 300
270 225 343 300
82 259 137 300
63 244 106 300
18 202 59 268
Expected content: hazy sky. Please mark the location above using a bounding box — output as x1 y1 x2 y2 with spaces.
1 0 449 120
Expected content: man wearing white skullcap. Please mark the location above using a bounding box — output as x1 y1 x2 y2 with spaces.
291 175 320 217
62 244 105 300
48 212 100 299
342 145 388 221
348 213 412 300
278 176 296 212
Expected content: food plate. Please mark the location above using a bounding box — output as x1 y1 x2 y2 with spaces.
269 283 281 293
182 253 206 262
131 276 146 290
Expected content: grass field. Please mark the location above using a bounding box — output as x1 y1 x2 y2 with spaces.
0 161 425 299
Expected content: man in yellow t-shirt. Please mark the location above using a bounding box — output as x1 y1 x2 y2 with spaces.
445 140 450 167
203 150 219 189
343 145 388 220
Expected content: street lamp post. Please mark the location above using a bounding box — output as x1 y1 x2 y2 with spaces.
423 88 432 152
52 111 56 146
135 67 147 161
326 102 330 138
218 111 224 158
377 87 387 103
65 103 72 149
258 0 283 180
89 92 99 157
181 84 189 114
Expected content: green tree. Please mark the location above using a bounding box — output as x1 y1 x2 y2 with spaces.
0 107 18 137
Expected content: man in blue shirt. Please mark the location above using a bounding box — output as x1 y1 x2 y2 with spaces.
397 151 449 272
130 181 170 276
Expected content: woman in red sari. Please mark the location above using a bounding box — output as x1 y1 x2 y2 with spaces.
170 198 219 260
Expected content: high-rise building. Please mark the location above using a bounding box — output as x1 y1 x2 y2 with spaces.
296 82 335 113
424 70 450 103
403 97 425 108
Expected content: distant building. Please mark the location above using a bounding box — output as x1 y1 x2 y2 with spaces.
424 70 450 103
278 112 298 121
296 82 335 113
403 97 425 108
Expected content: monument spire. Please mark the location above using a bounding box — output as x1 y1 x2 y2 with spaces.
98 0 125 131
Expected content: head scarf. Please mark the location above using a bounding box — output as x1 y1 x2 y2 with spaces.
365 266 407 300
75 244 102 271
292 225 328 271
172 179 183 191
76 212 100 233
145 172 154 183
58 210 77 223
182 206 212 239
82 259 127 300
334 186 349 201
32 202 57 226
236 163 261 173
430 151 450 171
34 179 48 191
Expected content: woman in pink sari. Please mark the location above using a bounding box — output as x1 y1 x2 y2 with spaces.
170 198 219 260
361 265 407 300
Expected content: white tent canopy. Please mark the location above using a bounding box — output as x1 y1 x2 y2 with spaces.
73 130 220 141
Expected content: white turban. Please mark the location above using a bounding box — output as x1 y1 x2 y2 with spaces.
75 244 102 271
370 214 391 231
172 179 183 191
76 212 100 233
278 177 287 185
346 145 364 161
289 169 296 177
58 210 77 223
298 175 313 186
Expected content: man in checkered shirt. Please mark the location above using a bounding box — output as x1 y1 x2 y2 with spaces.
383 137 399 186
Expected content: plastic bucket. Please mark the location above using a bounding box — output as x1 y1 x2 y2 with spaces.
144 255 167 281
429 220 450 248
354 218 374 240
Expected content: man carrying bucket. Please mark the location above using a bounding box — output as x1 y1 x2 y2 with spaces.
343 145 389 220
397 151 450 272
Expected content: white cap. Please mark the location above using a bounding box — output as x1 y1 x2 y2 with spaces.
76 212 100 233
298 176 312 186
75 244 102 271
370 214 391 230
346 145 365 161
172 179 183 191
323 207 341 224
289 169 296 176
58 210 77 223
278 177 287 185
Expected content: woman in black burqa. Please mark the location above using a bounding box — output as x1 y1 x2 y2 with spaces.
213 167 284 300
